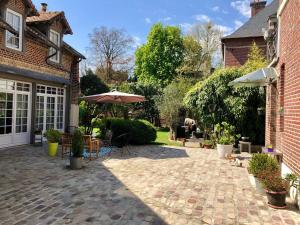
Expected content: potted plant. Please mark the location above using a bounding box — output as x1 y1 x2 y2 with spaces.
44 129 62 157
258 169 289 209
212 122 238 158
248 154 279 193
202 139 214 149
70 129 84 170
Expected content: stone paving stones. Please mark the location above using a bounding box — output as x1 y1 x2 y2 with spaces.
0 145 299 224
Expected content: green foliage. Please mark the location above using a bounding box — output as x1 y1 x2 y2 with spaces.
258 169 288 192
157 77 194 130
94 118 157 145
177 36 204 78
79 101 103 134
44 129 61 143
248 154 279 177
80 69 110 96
135 23 184 86
71 129 84 158
212 122 238 145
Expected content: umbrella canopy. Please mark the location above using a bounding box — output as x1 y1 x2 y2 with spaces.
82 90 145 104
228 67 278 87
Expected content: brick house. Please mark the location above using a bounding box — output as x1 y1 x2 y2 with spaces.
265 0 300 175
230 0 300 175
0 1 85 148
221 0 278 67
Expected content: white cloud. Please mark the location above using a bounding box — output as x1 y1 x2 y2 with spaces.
234 20 243 29
145 17 152 24
163 17 172 22
212 6 220 12
231 0 251 17
194 14 210 22
179 23 193 33
216 25 233 36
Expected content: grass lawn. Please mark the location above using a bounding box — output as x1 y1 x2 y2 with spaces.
154 129 183 147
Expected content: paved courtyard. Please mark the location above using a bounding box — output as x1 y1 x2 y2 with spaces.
0 145 299 225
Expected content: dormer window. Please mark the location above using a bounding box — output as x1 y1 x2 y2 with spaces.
49 29 60 63
5 9 23 51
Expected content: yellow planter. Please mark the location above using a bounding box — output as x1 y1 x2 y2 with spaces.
48 142 58 157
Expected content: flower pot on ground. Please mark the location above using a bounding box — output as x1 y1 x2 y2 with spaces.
285 173 299 207
70 129 84 170
248 173 264 194
44 129 62 157
202 140 213 149
258 169 289 209
212 122 238 159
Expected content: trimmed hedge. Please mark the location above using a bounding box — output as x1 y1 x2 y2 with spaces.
94 118 157 145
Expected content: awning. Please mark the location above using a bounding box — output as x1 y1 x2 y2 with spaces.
0 64 70 85
229 67 278 87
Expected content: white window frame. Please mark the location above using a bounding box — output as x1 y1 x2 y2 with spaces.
49 29 61 63
5 9 23 51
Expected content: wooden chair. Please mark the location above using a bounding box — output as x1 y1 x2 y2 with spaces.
83 135 100 160
61 133 72 159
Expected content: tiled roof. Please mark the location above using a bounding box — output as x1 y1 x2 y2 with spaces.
222 0 279 39
63 42 86 59
24 0 39 16
26 12 73 35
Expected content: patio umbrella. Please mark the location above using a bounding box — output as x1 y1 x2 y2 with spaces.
82 90 145 104
228 67 278 87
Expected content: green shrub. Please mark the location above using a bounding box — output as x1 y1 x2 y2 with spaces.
258 169 288 192
72 129 84 158
94 118 157 145
44 129 61 143
211 122 238 145
248 154 279 177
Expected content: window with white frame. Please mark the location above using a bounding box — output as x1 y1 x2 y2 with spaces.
49 30 61 63
5 9 23 51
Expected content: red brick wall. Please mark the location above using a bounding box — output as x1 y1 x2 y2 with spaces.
223 37 266 67
266 0 300 174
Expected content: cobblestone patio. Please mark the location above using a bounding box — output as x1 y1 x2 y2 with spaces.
0 145 299 225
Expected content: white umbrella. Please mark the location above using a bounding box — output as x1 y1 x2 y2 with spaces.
82 90 145 104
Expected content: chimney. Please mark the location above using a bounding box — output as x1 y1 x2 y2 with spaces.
40 3 48 13
250 0 267 17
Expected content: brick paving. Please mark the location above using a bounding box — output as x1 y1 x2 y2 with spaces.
0 145 299 225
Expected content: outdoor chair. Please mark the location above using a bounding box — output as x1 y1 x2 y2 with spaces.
113 133 131 156
61 133 72 159
83 135 100 160
100 130 114 158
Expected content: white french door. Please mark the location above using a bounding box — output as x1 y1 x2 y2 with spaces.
0 79 31 148
35 85 65 134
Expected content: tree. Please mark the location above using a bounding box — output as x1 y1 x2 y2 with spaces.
79 69 110 134
88 26 134 83
177 36 205 78
135 23 184 86
189 22 223 76
80 69 110 96
157 77 194 139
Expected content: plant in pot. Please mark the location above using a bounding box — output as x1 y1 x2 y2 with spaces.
202 139 214 149
247 154 279 193
258 169 289 209
70 129 84 170
44 129 62 157
285 173 300 208
212 122 238 158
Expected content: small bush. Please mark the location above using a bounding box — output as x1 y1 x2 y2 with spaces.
72 129 84 158
95 118 157 145
248 154 279 177
258 169 288 192
44 129 61 143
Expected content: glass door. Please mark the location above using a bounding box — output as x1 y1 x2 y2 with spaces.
46 96 55 130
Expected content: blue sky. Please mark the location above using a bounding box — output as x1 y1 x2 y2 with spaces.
32 0 272 55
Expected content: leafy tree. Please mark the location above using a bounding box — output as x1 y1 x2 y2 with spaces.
79 69 110 134
184 44 268 144
135 23 184 86
157 77 194 139
80 69 110 96
177 36 205 78
189 22 223 76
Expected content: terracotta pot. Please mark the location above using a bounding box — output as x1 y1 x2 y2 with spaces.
203 144 213 149
265 190 287 209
